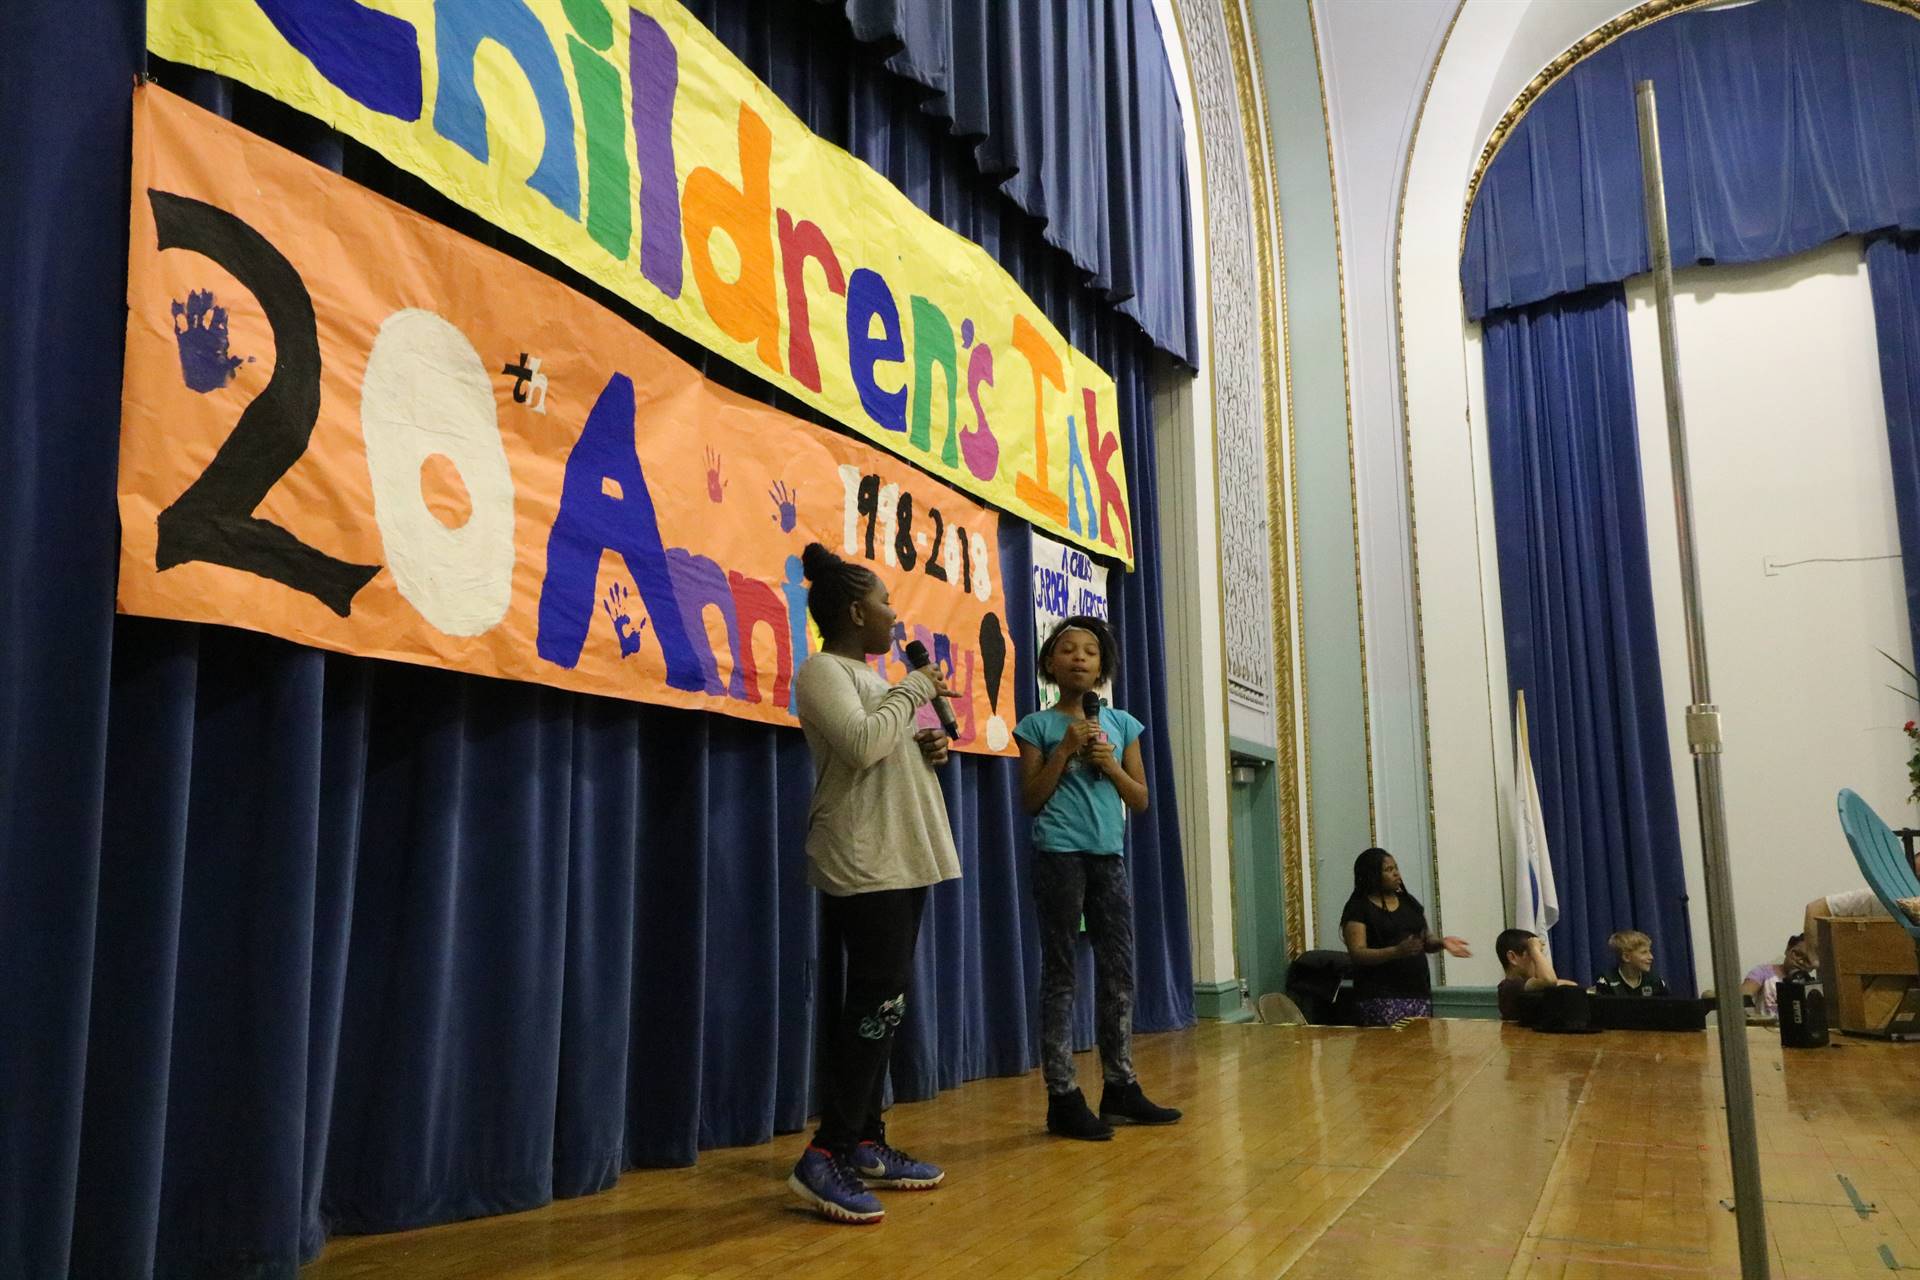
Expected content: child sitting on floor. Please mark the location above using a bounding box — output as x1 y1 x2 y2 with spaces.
1741 934 1814 1019
1591 930 1670 998
1495 928 1577 1023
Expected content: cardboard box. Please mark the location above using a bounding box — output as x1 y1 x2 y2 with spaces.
1812 913 1920 1035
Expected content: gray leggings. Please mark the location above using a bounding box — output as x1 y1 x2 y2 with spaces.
1032 851 1137 1096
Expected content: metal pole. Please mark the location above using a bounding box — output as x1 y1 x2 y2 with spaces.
1634 80 1770 1280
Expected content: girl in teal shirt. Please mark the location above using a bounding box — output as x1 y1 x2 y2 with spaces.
1015 616 1181 1140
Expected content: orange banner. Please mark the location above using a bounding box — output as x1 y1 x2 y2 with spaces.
119 85 1018 754
145 0 1135 566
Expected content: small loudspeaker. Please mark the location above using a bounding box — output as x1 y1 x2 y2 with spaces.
1780 975 1830 1049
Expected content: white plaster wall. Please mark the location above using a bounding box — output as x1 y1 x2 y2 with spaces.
1152 0 1238 989
1311 0 1458 911
1466 1 1653 153
1250 0 1361 955
1400 1 1915 990
1396 0 1534 985
1398 0 1681 986
1628 244 1914 984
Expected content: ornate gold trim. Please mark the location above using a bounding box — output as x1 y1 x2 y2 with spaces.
1165 0 1243 988
1467 0 1920 244
1413 2 1513 936
1462 0 1726 248
1222 0 1306 962
1393 0 1468 978
1271 35 1314 955
1305 0 1376 844
1275 4 1318 948
1443 0 1920 943
1276 81 1315 955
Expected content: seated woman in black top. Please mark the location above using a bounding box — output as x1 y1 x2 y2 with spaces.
1340 848 1471 1025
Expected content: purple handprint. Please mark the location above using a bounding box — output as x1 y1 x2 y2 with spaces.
768 480 799 533
171 288 249 392
704 447 728 503
601 581 647 658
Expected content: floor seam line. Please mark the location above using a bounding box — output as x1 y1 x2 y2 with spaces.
1265 1037 1506 1279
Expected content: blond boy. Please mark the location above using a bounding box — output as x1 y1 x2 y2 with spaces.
1592 930 1670 998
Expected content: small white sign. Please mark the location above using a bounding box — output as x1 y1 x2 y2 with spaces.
1031 530 1112 707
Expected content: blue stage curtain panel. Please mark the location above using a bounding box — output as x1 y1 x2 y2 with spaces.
833 0 1196 368
0 1 1193 1275
1482 287 1698 992
1867 232 1920 680
1464 0 1920 322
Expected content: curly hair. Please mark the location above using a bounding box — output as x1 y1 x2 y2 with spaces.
1038 614 1119 683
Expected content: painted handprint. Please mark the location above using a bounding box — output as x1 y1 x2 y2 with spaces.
171 288 249 392
768 480 799 533
704 447 727 503
601 581 647 658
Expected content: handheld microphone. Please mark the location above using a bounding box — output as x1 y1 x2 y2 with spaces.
1081 691 1107 757
904 640 960 738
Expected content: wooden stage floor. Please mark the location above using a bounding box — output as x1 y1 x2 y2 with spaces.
302 1019 1919 1279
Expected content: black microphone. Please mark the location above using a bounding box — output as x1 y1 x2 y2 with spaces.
904 640 960 738
1082 691 1106 758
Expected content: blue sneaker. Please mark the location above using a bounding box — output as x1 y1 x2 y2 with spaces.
788 1146 884 1224
853 1139 945 1189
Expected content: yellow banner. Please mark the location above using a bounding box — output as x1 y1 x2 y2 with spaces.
120 85 1020 754
145 0 1136 567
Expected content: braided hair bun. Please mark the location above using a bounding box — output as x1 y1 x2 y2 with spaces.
801 542 880 640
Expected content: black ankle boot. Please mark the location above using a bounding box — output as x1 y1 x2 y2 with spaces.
1099 1080 1182 1126
1046 1087 1114 1141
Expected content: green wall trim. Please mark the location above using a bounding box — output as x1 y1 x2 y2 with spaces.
1229 735 1278 763
1228 753 1289 1003
1193 980 1254 1023
1431 986 1501 1021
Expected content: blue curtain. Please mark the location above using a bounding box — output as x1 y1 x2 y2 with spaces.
833 0 1196 367
0 0 1192 1275
1464 0 1920 321
1868 233 1920 675
1467 0 1920 985
1483 288 1697 991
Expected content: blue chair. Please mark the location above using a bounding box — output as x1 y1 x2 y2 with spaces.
1832 789 1920 1038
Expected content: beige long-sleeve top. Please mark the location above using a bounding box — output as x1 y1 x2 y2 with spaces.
792 654 961 897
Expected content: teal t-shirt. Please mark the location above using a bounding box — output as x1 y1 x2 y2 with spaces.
1014 706 1146 855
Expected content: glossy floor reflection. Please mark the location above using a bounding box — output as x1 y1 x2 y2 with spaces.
302 1019 1920 1278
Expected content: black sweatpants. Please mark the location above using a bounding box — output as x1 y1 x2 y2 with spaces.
812 885 928 1153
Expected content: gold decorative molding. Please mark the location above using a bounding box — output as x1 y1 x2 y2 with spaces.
1462 0 1702 244
1393 0 1468 977
1169 0 1313 971
1265 30 1314 957
1443 0 1920 946
1456 0 1842 248
1305 0 1376 845
1222 0 1306 962
1164 0 1242 988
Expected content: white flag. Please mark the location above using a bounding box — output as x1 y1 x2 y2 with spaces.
1512 689 1560 935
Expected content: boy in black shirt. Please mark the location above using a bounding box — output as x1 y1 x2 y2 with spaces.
1496 928 1575 1022
1592 930 1670 998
